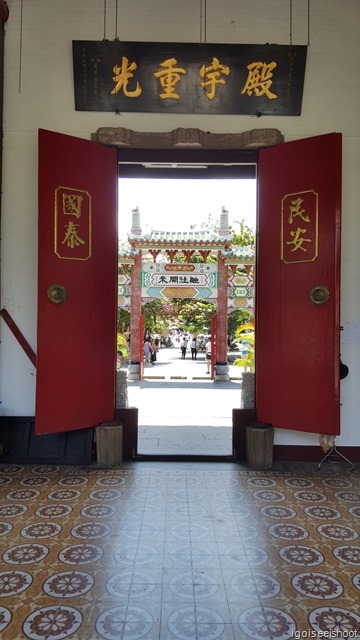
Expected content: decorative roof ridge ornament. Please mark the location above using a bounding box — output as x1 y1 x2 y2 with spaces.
219 206 229 236
222 244 255 261
127 227 232 244
130 206 142 235
118 241 139 258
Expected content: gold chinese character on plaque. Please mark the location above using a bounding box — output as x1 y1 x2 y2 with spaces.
241 61 278 99
281 190 318 264
111 56 142 97
199 57 230 100
55 187 91 260
154 57 186 99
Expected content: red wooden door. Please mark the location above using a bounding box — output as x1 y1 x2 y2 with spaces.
256 133 341 435
36 129 118 434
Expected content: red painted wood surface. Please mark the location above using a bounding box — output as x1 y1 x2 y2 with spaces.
36 129 118 434
256 133 341 435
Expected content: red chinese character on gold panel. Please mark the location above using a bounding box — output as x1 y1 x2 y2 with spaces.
54 187 91 260
281 190 318 264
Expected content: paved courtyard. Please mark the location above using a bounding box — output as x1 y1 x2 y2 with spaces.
127 346 243 457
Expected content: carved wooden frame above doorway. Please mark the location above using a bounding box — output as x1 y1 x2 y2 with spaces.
92 127 283 149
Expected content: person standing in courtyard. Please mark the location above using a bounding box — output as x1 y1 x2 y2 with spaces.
150 338 157 365
180 336 188 359
144 339 153 364
190 337 198 360
205 338 211 373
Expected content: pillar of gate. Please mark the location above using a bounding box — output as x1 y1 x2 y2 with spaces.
128 250 142 380
128 208 143 380
214 207 230 381
215 250 230 381
215 207 230 382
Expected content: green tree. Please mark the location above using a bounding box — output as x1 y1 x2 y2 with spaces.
176 300 215 335
230 218 255 247
228 308 253 342
117 308 130 333
228 218 255 335
142 299 177 334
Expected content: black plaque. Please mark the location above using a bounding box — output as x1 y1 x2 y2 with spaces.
73 41 307 116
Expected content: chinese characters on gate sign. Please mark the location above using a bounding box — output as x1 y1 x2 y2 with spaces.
156 275 202 285
72 41 307 115
141 263 218 300
55 187 91 261
111 55 277 102
281 191 318 264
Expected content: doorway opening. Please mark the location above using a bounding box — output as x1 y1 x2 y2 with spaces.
117 156 257 458
36 129 340 454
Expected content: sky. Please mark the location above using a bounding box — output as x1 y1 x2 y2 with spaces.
118 178 256 240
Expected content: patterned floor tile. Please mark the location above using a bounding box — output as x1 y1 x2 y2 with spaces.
0 462 359 639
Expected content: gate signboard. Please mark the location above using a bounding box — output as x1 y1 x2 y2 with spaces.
228 272 254 311
73 41 307 116
118 273 131 309
118 263 255 309
141 263 218 300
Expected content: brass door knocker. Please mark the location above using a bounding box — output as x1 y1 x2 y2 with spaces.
47 284 67 304
309 285 329 306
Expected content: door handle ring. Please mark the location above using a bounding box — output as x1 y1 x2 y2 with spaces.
309 285 329 306
47 284 67 304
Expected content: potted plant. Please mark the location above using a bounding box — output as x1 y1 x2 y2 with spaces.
234 321 274 468
116 333 130 408
234 321 255 409
117 333 129 367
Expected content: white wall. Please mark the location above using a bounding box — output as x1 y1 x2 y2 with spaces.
1 0 359 447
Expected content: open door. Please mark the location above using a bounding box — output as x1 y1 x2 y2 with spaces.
36 129 118 434
256 133 341 435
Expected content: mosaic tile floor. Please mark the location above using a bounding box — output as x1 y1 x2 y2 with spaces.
0 461 359 639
